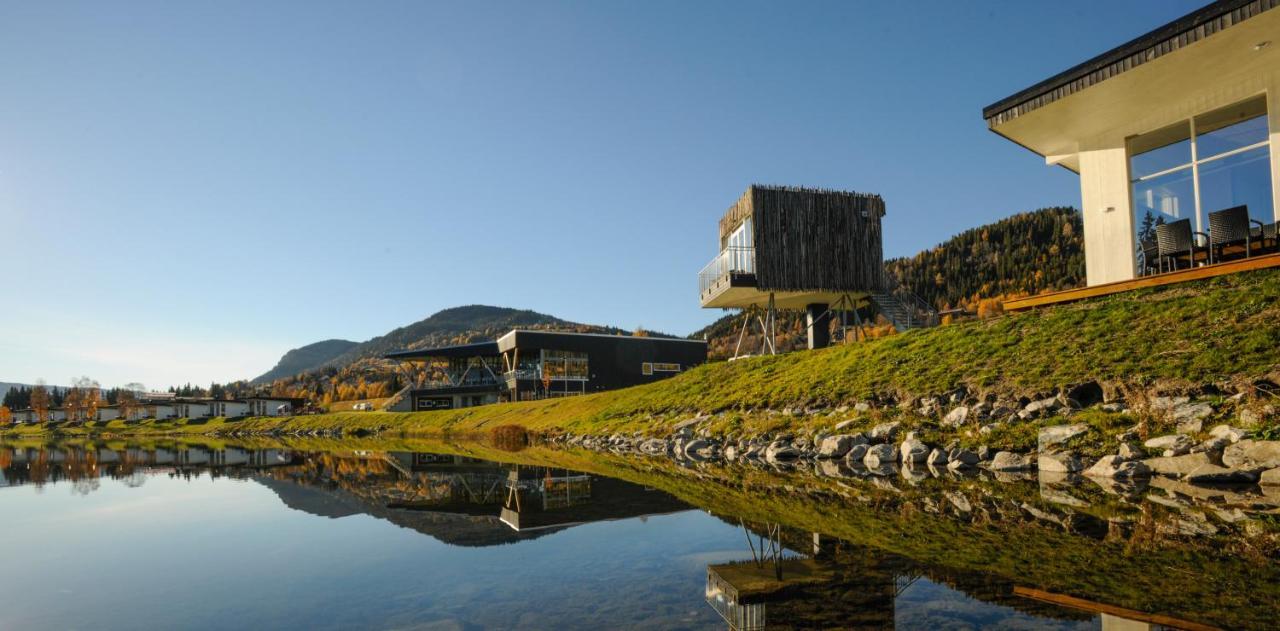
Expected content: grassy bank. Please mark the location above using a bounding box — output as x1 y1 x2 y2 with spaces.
7 268 1279 441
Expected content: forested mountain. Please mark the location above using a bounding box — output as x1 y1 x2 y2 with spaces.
319 305 625 370
252 340 358 385
691 207 1086 358
886 207 1084 312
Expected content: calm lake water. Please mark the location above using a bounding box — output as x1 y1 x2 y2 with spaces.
0 441 1273 630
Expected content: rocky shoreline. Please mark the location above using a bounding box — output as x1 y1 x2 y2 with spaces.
550 383 1280 489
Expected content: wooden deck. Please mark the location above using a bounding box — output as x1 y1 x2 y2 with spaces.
1012 586 1221 631
1003 252 1280 312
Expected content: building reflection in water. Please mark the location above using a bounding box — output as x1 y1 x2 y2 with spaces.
703 519 1217 631
0 445 295 489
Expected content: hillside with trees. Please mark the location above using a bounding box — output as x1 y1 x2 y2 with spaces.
252 339 359 385
886 206 1084 315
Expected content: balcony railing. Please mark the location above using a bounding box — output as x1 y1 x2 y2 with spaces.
699 246 755 296
415 375 502 390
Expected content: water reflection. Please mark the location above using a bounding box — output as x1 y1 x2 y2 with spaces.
701 520 1213 630
0 442 1261 629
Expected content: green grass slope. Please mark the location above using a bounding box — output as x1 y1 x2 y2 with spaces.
8 269 1279 440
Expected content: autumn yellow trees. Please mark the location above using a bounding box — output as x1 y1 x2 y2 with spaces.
0 405 11 425
30 383 50 423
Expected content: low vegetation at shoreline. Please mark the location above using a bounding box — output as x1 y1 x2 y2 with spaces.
6 269 1279 446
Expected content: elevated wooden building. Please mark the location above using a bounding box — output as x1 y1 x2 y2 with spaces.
699 185 933 352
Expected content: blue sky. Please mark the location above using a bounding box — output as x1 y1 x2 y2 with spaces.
0 0 1206 388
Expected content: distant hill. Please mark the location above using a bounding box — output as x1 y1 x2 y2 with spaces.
318 305 625 371
691 207 1086 358
251 340 359 385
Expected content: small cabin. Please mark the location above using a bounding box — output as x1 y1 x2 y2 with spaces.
699 185 895 349
699 185 886 310
148 404 178 420
96 406 121 422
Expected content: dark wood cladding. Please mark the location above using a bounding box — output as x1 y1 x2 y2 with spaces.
732 185 886 293
984 0 1278 127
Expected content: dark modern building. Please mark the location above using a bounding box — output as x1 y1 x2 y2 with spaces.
385 329 708 410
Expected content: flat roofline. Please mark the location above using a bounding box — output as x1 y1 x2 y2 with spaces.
384 341 501 360
983 0 1276 125
496 329 707 345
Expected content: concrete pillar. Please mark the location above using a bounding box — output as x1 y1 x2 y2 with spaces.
806 303 831 350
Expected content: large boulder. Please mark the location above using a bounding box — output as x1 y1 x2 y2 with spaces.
942 406 970 427
844 443 869 464
1143 452 1214 477
988 451 1036 471
1019 397 1060 420
1222 440 1280 473
1038 452 1089 473
947 448 980 468
1184 464 1257 484
1260 468 1280 486
926 448 949 466
764 441 800 462
1038 423 1089 451
816 434 865 459
899 436 930 464
1143 434 1194 456
868 422 902 443
1084 455 1151 479
863 443 898 468
1209 425 1248 443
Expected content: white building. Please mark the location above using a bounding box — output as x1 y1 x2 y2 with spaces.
986 0 1279 286
96 407 120 422
174 401 211 419
148 404 178 420
209 400 249 417
245 397 301 417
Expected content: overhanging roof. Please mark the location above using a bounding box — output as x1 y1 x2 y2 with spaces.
496 329 706 354
984 0 1278 128
384 341 500 361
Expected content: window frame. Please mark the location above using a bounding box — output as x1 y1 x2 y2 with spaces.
1127 94 1274 237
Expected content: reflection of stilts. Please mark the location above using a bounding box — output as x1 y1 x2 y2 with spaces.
894 573 922 597
742 520 784 580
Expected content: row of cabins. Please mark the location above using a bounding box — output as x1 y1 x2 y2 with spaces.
9 396 306 424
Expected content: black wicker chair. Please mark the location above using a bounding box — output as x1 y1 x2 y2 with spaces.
1251 220 1279 253
1207 205 1263 263
1139 239 1160 276
1155 219 1207 272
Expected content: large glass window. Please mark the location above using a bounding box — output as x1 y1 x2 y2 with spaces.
541 350 589 380
726 218 752 250
1129 95 1273 267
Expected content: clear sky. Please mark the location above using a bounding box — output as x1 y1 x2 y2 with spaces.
0 0 1206 389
